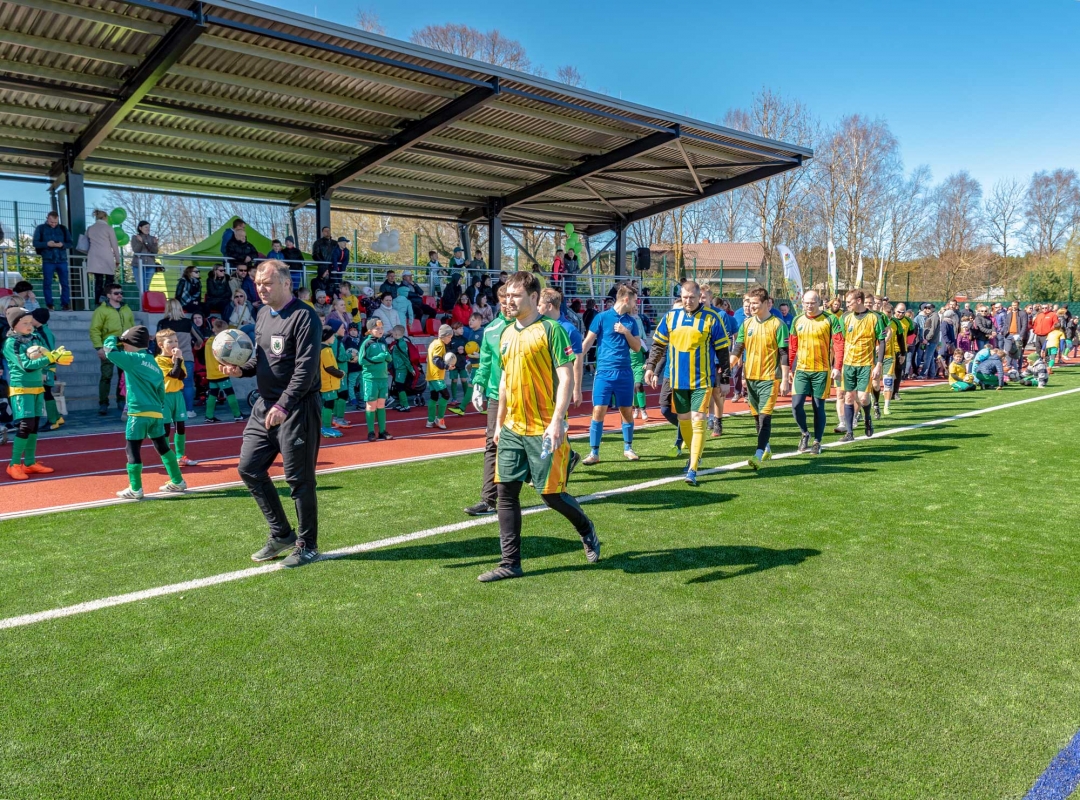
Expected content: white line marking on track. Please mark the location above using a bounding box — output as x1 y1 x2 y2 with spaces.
2 385 1075 632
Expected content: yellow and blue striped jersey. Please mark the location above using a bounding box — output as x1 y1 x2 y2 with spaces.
841 311 887 367
499 317 575 436
736 314 789 381
653 305 730 390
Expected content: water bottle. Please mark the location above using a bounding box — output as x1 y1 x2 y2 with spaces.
540 433 553 460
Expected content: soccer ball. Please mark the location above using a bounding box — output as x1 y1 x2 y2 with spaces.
212 329 254 366
464 341 480 357
26 345 48 360
444 351 457 370
347 348 359 363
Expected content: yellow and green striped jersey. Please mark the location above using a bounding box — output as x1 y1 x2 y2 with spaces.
883 317 903 360
736 314 788 381
653 306 730 390
499 316 575 437
791 312 840 373
841 310 887 367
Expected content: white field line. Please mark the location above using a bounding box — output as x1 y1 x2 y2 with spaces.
1 384 1075 632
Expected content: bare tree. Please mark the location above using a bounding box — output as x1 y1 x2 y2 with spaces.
556 65 585 88
410 24 531 71
1023 168 1080 260
985 177 1026 260
922 171 989 298
723 88 817 265
356 9 386 35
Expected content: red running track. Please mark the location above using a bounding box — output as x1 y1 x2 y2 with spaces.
1 380 946 516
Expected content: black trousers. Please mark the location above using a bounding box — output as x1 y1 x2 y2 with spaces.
496 481 591 568
238 393 321 549
480 398 500 507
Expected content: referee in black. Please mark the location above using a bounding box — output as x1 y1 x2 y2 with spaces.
221 260 323 568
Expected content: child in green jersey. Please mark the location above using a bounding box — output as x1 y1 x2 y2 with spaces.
358 317 394 441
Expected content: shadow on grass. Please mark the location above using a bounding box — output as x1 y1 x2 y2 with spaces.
528 544 821 583
338 534 578 569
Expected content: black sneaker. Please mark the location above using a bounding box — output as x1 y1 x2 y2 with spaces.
478 564 524 582
378 431 393 441
281 545 320 568
864 417 874 438
581 521 600 563
204 417 220 424
464 501 496 517
251 534 297 562
797 432 811 453
810 440 821 455
368 432 377 443
568 449 581 476
840 432 855 443
873 406 881 420
98 404 108 416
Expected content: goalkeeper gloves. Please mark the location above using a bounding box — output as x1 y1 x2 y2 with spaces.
471 384 486 413
49 346 73 366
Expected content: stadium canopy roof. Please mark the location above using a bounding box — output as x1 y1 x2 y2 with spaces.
0 0 812 236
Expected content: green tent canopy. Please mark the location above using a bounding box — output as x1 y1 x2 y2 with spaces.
148 217 309 295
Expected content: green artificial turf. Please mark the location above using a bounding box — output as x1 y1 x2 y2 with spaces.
2 375 1079 798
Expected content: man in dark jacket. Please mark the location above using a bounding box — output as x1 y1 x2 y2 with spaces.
311 227 338 266
32 211 72 311
971 305 994 349
224 224 259 272
280 236 304 270
203 264 232 315
918 304 941 378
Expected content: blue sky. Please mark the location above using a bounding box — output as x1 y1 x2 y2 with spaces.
3 0 1076 211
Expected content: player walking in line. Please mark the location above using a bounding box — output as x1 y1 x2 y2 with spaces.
580 284 643 464
222 260 323 569
478 272 599 582
4 306 64 480
644 281 731 487
839 289 887 442
104 326 187 499
879 299 905 415
787 290 841 455
730 286 790 469
464 286 509 517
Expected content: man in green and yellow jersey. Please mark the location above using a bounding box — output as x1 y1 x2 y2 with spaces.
730 286 789 469
788 289 841 455
644 280 731 487
892 302 913 400
479 272 599 582
840 289 886 441
879 298 906 415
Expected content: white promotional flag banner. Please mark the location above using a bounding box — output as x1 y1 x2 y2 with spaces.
856 254 864 287
827 237 837 294
776 244 803 298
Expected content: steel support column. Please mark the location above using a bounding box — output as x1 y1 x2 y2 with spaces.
613 220 627 277
63 160 86 241
487 199 503 274
458 223 470 259
314 179 331 236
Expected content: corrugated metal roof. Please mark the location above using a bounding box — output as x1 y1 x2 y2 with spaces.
0 0 811 232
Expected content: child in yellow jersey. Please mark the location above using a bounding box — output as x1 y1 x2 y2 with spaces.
425 324 457 429
949 349 975 391
154 329 199 466
339 282 360 323
319 324 346 438
204 317 244 423
730 286 789 468
1045 324 1065 370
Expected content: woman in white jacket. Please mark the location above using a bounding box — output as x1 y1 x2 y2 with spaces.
86 209 121 305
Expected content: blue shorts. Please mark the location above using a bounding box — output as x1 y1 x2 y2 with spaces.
592 368 634 409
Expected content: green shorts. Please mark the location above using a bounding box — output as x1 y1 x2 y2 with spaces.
671 387 711 415
428 379 447 393
1047 347 1059 356
393 368 411 384
632 367 645 385
843 365 872 392
746 379 779 416
881 357 894 379
495 427 570 495
793 370 831 399
162 391 186 424
321 390 339 404
975 372 1000 388
126 414 165 441
363 378 389 401
449 369 469 382
208 378 233 392
10 392 44 420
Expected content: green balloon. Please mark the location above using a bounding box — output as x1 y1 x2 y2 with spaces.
109 207 127 226
115 228 130 246
564 223 574 236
